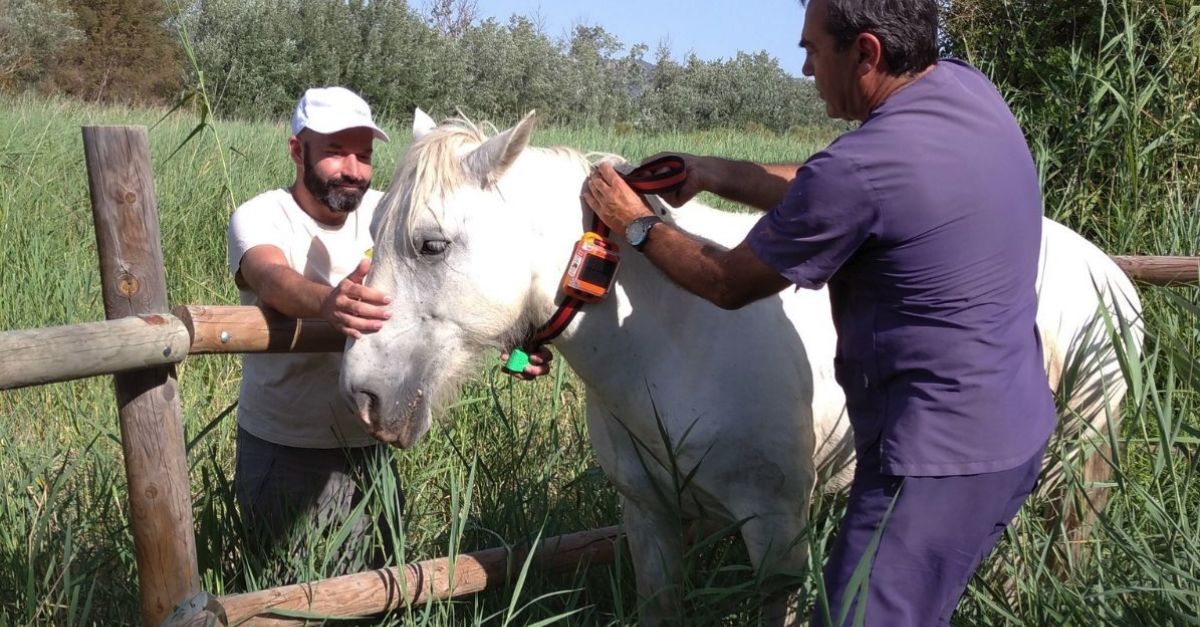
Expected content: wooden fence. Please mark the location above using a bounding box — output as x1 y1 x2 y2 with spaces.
0 125 1196 625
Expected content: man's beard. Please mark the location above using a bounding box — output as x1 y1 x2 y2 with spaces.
302 147 370 213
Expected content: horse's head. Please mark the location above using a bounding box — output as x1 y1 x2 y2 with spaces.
341 110 585 447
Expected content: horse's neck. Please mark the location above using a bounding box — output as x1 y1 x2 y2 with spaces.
513 151 784 390
542 195 763 392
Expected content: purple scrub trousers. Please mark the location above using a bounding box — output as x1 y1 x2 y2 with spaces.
813 441 1047 627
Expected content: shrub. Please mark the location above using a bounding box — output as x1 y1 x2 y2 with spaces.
0 0 81 91
944 0 1200 254
51 0 183 103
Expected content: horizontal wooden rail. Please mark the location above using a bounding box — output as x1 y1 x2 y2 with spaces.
2 255 1195 391
173 305 345 354
219 526 620 626
0 314 190 390
1111 255 1198 286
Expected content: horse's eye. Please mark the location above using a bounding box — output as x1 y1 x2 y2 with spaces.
420 239 450 256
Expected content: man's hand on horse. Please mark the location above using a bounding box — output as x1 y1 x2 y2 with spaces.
638 151 710 207
583 162 655 233
322 258 392 339
501 346 554 381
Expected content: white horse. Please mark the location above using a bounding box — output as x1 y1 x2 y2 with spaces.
340 111 1143 625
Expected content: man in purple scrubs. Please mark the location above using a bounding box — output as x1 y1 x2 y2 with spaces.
583 0 1056 624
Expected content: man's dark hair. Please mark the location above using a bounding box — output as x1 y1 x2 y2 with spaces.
805 0 939 75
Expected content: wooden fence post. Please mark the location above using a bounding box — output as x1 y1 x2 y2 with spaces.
83 126 202 625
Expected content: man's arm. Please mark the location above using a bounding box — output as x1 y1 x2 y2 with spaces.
583 162 791 310
703 159 801 212
237 246 391 338
643 227 791 310
651 153 801 211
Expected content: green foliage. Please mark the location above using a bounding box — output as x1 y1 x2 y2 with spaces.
173 0 829 132
0 0 81 90
1 0 828 131
185 0 459 121
637 47 827 132
454 16 562 122
51 0 183 102
944 0 1200 253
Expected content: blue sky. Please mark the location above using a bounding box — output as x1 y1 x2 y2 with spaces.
475 1 809 77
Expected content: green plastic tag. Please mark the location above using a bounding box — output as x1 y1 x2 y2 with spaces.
504 349 531 373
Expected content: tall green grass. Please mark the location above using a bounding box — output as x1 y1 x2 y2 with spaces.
1 2 1199 615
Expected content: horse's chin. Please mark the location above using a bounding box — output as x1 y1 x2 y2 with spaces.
353 389 432 449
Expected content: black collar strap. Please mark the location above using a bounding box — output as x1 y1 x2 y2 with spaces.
508 157 687 366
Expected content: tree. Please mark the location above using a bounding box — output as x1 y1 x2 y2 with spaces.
174 0 831 131
0 0 81 91
425 0 478 39
52 0 183 103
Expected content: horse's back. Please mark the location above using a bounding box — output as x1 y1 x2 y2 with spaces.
659 207 1143 490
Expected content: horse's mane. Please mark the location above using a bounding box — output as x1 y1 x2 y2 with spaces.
375 116 599 253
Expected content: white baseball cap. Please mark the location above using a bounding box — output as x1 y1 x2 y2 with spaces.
290 86 390 142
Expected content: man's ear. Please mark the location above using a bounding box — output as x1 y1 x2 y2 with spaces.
288 135 303 166
856 32 884 74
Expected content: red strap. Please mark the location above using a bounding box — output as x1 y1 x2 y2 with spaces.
527 297 585 348
590 213 609 238
517 157 688 353
587 156 685 235
621 155 688 195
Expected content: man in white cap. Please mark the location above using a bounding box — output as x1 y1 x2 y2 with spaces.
226 86 399 564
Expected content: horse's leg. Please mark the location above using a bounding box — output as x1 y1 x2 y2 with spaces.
1059 404 1121 567
621 495 686 626
728 444 815 627
1067 440 1116 553
583 398 686 625
738 512 808 627
1044 333 1126 570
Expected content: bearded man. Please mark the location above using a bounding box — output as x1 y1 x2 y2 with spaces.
226 87 400 562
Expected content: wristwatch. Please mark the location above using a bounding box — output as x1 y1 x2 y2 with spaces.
625 215 663 251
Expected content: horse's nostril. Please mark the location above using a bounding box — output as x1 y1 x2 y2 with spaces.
352 390 378 414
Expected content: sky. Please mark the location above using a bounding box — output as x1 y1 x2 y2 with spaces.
474 1 810 77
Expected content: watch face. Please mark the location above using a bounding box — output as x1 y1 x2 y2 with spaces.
627 220 648 246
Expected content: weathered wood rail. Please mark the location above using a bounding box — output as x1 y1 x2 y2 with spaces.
1111 255 1198 286
174 304 344 354
219 526 619 626
0 124 1196 625
0 307 342 391
4 255 1194 392
0 315 190 390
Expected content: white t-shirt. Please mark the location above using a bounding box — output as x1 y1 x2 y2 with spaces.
227 188 382 448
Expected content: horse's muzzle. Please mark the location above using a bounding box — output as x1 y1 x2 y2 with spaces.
347 386 429 449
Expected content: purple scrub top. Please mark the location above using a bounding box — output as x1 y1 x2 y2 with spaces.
747 59 1056 476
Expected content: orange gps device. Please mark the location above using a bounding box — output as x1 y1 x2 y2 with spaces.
561 232 620 303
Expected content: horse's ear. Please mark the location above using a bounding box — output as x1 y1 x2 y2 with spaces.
463 110 537 188
412 108 437 141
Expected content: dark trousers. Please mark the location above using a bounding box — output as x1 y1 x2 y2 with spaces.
814 441 1046 627
234 427 404 569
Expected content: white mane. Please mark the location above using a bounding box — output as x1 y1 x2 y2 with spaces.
374 117 597 254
